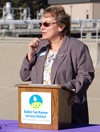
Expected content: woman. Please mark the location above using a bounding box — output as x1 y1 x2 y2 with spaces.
20 5 95 124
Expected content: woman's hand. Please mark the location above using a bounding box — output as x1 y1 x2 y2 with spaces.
27 38 40 61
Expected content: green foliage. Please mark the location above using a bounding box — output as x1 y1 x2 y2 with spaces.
0 0 49 19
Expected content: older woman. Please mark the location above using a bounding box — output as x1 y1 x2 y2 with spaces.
20 5 94 124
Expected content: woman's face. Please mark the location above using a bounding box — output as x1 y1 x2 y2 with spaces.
40 16 62 41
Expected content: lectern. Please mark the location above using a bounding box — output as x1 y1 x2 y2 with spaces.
15 84 74 130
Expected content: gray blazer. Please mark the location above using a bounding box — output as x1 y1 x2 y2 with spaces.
20 36 94 124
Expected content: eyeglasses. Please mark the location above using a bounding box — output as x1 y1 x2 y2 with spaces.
39 22 57 27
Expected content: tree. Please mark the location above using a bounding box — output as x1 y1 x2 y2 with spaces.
0 0 49 19
29 0 48 18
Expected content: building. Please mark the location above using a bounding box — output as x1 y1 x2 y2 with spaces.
48 0 100 20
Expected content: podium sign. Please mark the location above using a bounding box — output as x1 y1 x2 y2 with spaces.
21 92 51 124
15 84 74 130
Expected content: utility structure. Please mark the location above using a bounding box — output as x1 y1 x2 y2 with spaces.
48 0 100 20
0 1 100 39
0 2 42 37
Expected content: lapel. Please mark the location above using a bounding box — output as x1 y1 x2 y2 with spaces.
51 36 70 84
35 40 49 83
34 36 71 84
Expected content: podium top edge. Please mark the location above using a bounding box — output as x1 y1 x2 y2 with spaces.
15 84 75 93
15 84 61 89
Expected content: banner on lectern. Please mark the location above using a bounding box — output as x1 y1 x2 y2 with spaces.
21 92 51 124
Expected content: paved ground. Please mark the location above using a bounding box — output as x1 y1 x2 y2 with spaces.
0 37 100 124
